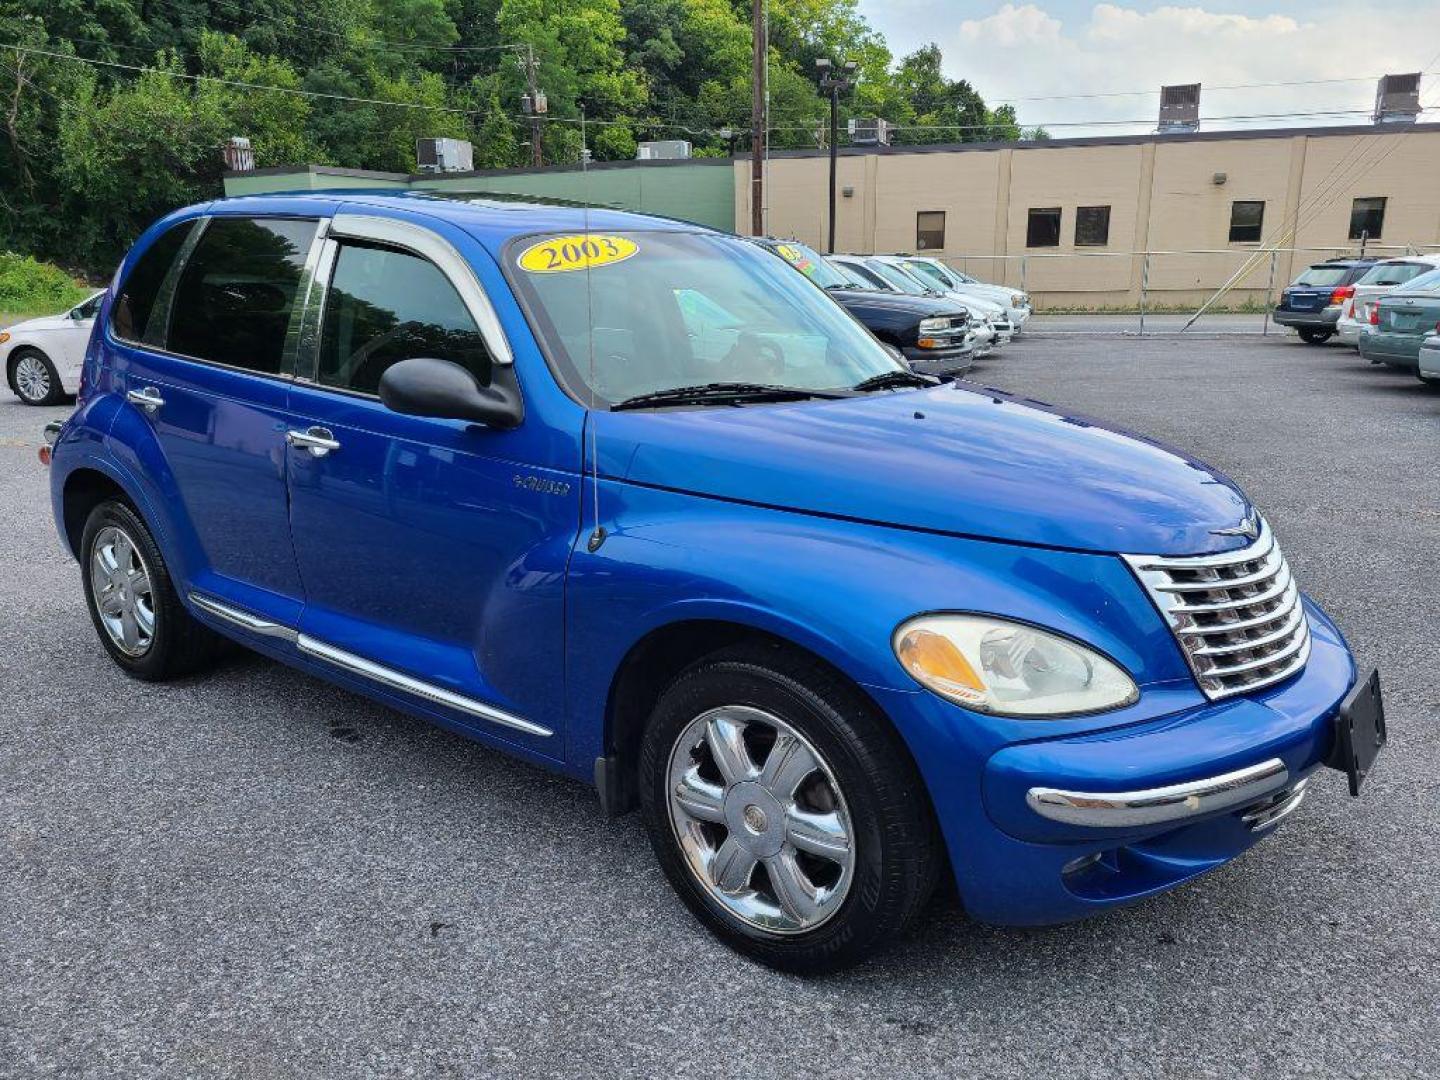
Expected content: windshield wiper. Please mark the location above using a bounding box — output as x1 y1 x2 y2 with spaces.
852 370 938 392
610 382 842 412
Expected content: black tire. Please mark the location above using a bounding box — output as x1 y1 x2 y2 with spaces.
1297 328 1332 345
79 499 223 681
1420 377 1440 391
8 347 66 405
638 641 942 974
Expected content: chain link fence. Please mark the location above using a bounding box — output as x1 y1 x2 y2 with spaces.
937 243 1440 335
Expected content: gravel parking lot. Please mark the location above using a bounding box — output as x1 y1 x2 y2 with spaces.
3 333 1438 1078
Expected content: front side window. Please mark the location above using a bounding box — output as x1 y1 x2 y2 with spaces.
111 221 195 344
1349 197 1386 241
916 211 946 251
1228 201 1265 243
508 231 902 405
317 243 491 396
167 217 318 374
1075 205 1111 247
837 260 889 289
1026 208 1061 248
75 293 104 320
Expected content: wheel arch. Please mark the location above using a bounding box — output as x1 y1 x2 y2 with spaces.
599 616 930 823
59 466 134 558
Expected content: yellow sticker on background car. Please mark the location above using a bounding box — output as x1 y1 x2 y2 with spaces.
519 234 639 274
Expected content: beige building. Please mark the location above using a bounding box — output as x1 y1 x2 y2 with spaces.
738 124 1440 308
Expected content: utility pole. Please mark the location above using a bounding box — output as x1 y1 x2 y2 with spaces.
521 45 546 168
815 58 856 254
750 0 766 236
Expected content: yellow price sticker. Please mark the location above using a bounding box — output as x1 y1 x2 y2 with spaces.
518 234 639 274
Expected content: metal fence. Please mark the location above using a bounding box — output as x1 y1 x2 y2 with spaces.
936 243 1440 335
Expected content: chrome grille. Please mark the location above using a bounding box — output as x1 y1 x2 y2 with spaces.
1123 518 1310 700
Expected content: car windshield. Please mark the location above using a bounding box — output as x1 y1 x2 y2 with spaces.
868 261 933 296
825 259 877 289
764 240 855 290
903 260 958 291
1293 265 1351 287
1360 262 1436 287
507 230 904 405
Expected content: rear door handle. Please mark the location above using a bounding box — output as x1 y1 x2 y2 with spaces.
286 426 341 458
126 387 165 415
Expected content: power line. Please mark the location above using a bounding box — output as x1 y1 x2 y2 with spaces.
993 72 1440 104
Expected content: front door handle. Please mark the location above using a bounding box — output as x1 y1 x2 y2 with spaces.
286 426 341 458
126 387 165 415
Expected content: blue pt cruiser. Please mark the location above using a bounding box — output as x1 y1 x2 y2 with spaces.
44 193 1385 973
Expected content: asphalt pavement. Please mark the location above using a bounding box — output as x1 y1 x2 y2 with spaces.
2 332 1438 1078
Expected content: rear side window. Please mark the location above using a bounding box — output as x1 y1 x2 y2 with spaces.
111 221 194 344
167 217 318 374
317 243 491 396
1293 265 1349 287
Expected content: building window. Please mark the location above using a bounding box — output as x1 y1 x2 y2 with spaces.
1075 205 1111 247
1026 207 1061 248
1228 200 1265 243
916 211 946 251
1349 197 1386 240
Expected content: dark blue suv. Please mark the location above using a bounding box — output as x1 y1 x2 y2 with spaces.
1273 257 1378 344
44 193 1383 972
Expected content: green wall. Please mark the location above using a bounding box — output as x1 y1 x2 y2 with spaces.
224 162 736 232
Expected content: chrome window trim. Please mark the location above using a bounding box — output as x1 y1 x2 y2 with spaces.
327 213 513 366
1027 757 1289 828
188 591 550 738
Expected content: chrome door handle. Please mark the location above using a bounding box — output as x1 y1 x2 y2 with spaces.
126 387 165 414
286 426 341 458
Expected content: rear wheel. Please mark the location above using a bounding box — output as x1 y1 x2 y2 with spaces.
9 348 66 405
1298 328 1332 345
1420 377 1440 390
638 642 941 973
80 499 223 680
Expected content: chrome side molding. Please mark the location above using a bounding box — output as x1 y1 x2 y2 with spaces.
295 634 553 739
187 592 550 739
190 592 298 641
1027 757 1289 828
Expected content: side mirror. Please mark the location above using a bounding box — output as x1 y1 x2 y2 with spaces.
378 357 523 430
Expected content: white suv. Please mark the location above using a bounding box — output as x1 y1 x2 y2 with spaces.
895 257 1032 334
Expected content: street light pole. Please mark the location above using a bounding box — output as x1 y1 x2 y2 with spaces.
815 59 856 254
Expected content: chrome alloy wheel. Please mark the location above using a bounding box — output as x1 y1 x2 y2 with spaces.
90 525 156 656
666 705 855 934
14 354 51 403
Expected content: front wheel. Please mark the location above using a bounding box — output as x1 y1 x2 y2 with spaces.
1298 328 1333 345
639 643 941 973
9 348 66 405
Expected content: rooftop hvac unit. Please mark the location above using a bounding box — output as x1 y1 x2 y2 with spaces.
636 139 692 160
1158 83 1201 133
1374 73 1421 124
847 117 892 146
222 136 254 173
416 137 474 173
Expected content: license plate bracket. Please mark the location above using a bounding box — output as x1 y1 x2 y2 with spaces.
1329 668 1386 796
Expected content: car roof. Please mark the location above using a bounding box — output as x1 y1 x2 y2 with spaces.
202 190 715 248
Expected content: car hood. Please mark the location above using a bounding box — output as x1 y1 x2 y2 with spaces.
953 283 1018 305
940 291 1002 316
829 289 958 316
5 315 69 334
595 383 1253 556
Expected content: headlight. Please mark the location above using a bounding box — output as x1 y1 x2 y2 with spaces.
0 332 9 345
1011 294 1026 307
892 614 1138 717
918 317 952 334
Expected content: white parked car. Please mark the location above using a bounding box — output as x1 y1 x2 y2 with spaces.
2 291 103 405
890 256 1032 334
1337 255 1440 348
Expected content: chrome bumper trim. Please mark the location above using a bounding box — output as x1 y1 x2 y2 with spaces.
1027 757 1289 828
296 634 553 739
190 592 298 640
1241 778 1308 832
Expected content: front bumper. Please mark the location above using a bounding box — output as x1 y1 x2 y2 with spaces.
905 342 974 376
1273 305 1340 330
874 598 1358 926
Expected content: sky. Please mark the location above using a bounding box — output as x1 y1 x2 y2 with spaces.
854 0 1440 136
